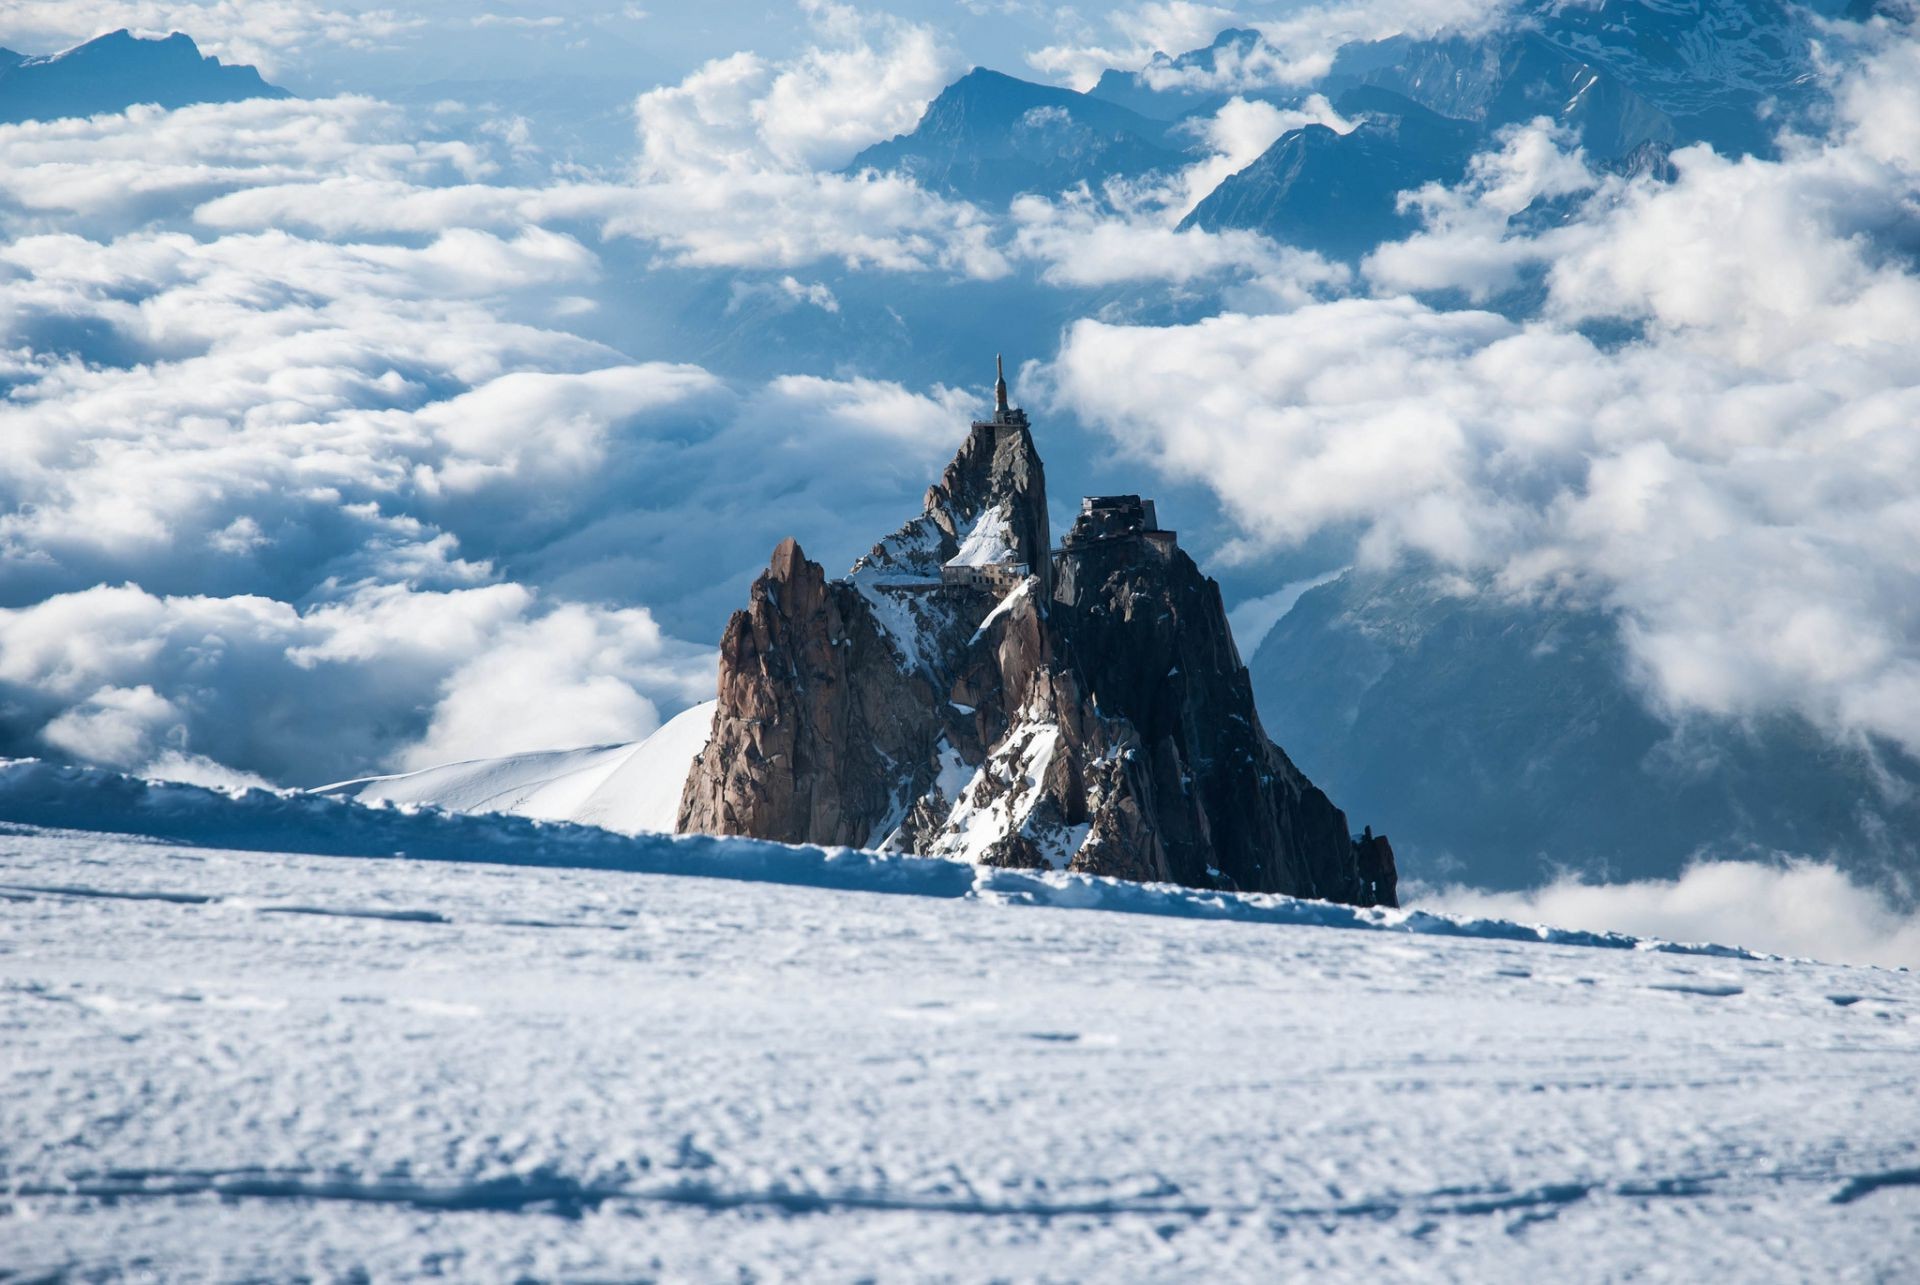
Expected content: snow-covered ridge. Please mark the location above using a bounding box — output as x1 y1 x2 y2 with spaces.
0 757 1774 960
315 700 716 835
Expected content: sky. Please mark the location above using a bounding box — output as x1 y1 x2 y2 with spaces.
3 1 1920 959
0 2 1517 92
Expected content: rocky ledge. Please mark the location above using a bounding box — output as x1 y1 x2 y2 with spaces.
677 373 1396 907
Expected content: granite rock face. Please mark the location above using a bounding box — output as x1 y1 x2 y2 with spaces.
675 537 947 848
677 405 1396 907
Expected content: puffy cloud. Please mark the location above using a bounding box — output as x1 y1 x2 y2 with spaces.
1007 189 1348 299
1048 42 1920 759
600 167 1009 276
0 224 635 604
1027 0 1515 92
1154 93 1350 220
1027 2 1240 91
560 4 1013 278
0 583 713 786
514 372 984 630
1363 118 1602 301
0 206 979 780
0 48 1003 278
0 1 421 75
394 599 710 771
618 12 1006 276
0 96 490 235
0 32 1002 276
746 2 957 172
1002 96 1351 299
0 77 1008 788
1416 861 1920 969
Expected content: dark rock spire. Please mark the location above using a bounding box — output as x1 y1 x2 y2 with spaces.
677 390 1396 908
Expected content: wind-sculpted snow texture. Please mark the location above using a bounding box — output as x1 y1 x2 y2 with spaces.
3 798 1918 1278
678 413 1396 905
0 758 1737 947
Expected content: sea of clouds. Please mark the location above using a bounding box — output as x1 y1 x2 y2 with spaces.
3 0 1917 964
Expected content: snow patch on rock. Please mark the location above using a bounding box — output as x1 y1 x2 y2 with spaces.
946 502 1019 569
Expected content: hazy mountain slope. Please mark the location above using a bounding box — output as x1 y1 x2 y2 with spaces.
1179 86 1480 259
848 67 1186 204
1325 31 1677 159
1526 0 1834 153
0 30 287 124
1250 569 1920 893
1102 1 1840 157
1087 26 1266 120
4 807 1916 1278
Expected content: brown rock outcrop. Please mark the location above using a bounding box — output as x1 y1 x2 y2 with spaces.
676 537 943 847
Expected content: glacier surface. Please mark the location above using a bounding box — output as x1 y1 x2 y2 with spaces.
2 764 1918 1279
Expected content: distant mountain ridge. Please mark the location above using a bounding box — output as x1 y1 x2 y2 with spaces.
1100 0 1843 158
847 0 1861 262
1323 31 1678 160
0 29 287 124
1179 85 1481 260
1081 0 1862 256
848 67 1189 204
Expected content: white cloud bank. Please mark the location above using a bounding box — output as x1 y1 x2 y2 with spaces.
0 193 972 784
0 46 989 788
1417 861 1920 969
0 583 714 787
1048 37 1920 760
1000 94 1354 298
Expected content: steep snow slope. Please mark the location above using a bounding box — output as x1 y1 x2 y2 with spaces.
315 700 715 835
1 771 1918 1278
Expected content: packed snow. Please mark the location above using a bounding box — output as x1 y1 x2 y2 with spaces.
316 701 715 835
2 763 1918 1279
946 502 1020 569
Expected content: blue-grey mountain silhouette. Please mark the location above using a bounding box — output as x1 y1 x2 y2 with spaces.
0 29 287 125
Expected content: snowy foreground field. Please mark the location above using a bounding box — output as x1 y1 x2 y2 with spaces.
3 765 1919 1280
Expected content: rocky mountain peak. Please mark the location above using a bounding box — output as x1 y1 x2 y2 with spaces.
855 363 1051 599
678 368 1396 908
924 415 1050 597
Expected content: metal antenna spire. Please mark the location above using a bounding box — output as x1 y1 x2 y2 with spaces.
994 352 1009 418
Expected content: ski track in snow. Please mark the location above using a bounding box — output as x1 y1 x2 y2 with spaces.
2 769 1919 1277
